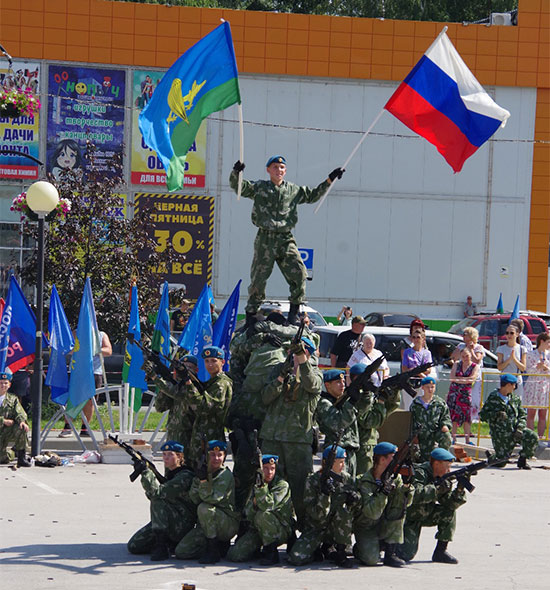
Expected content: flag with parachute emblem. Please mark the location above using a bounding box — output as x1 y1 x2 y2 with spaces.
151 281 171 367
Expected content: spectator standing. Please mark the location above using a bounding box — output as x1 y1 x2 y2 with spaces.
330 316 366 368
446 349 479 445
401 330 433 410
524 333 550 440
171 299 192 332
496 324 526 400
451 327 485 420
509 319 534 352
347 333 390 387
463 296 477 318
337 306 353 327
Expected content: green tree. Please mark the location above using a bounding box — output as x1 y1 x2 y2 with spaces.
20 143 178 342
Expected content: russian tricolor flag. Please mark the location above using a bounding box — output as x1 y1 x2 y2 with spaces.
385 29 510 173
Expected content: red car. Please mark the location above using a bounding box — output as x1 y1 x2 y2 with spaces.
449 314 549 351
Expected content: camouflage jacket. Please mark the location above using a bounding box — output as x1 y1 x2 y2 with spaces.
479 389 527 432
260 359 322 444
406 462 466 522
141 465 195 510
315 392 361 451
153 378 194 445
410 396 452 439
0 393 28 427
186 373 232 439
229 169 330 232
189 465 239 519
244 473 294 527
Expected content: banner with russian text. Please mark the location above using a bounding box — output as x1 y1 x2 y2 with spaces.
134 193 213 298
131 69 206 188
0 62 40 180
46 65 125 180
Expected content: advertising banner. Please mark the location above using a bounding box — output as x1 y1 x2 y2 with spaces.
0 62 40 180
46 65 125 179
131 69 206 188
134 193 213 298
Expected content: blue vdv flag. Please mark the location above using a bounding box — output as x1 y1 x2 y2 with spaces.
0 275 44 373
178 283 213 381
509 295 520 322
66 279 101 419
151 281 171 367
496 293 504 314
124 285 148 394
46 285 74 405
213 280 241 371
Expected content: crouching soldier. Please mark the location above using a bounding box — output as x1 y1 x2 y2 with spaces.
397 448 467 564
227 454 294 565
127 441 196 561
353 442 414 568
0 370 31 467
288 445 361 568
175 440 240 563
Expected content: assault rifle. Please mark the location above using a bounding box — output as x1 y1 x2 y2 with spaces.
320 428 345 495
378 362 436 399
434 451 498 493
108 434 166 484
253 429 264 487
281 318 306 393
378 430 420 491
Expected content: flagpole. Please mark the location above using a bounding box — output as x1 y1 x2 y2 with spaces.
314 108 385 214
237 102 244 200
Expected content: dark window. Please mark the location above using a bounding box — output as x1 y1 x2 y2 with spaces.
376 335 408 362
318 331 337 360
529 319 546 335
428 337 458 364
478 320 499 337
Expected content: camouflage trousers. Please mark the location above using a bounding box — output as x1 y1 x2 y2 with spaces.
397 506 457 562
226 511 292 562
417 431 453 462
230 428 261 512
175 503 240 559
288 510 354 565
127 499 196 554
246 229 307 314
490 426 538 460
353 516 406 566
355 443 374 477
0 424 28 460
262 439 313 527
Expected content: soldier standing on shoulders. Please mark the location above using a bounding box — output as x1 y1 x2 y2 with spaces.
230 156 344 327
479 373 538 469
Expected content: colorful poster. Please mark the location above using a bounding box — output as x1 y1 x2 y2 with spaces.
46 65 125 180
134 193 213 298
0 62 40 180
131 69 206 188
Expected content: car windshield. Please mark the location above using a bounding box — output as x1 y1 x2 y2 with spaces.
383 314 418 326
448 318 476 334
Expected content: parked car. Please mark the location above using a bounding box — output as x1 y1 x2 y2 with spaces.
258 300 327 328
448 313 548 352
313 325 500 402
362 312 421 327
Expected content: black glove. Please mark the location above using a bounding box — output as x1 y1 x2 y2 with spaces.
381 479 395 496
513 429 523 443
233 160 245 172
345 488 361 506
133 459 147 477
196 463 208 481
321 477 337 496
328 167 344 182
264 333 283 348
456 474 471 491
347 387 362 406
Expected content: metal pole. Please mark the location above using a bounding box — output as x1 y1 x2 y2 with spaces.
31 214 45 456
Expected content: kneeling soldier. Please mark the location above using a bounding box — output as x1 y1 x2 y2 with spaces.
127 441 196 561
353 442 414 568
0 370 31 467
227 454 293 565
397 448 467 564
175 440 240 563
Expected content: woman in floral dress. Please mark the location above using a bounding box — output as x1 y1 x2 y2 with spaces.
447 348 479 444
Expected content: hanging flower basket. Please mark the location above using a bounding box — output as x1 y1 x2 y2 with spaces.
0 87 41 119
10 191 71 222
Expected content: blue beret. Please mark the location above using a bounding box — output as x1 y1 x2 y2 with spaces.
374 442 398 455
431 448 455 461
0 369 13 381
500 373 518 385
322 445 346 459
160 440 184 453
420 376 436 385
181 354 198 366
349 363 367 376
266 155 286 167
202 346 225 360
324 369 344 383
301 336 316 354
262 454 279 464
208 439 227 452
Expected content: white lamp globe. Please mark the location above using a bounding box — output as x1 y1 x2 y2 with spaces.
26 181 59 214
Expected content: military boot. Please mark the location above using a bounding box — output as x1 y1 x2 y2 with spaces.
383 544 406 567
199 538 221 564
243 312 257 331
432 541 458 564
150 532 170 561
333 543 353 568
259 542 279 566
287 303 300 325
16 450 32 468
517 456 531 470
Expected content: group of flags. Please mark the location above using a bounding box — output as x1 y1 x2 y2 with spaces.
0 275 241 419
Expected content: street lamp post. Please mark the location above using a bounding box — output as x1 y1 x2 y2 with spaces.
26 181 59 457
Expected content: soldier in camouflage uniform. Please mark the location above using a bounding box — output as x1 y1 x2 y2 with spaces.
175 440 240 563
410 376 452 461
315 369 373 477
353 442 414 567
227 454 294 565
0 370 31 467
349 364 400 475
127 441 196 561
260 336 323 526
230 156 344 326
397 448 467 564
288 445 361 567
479 373 538 469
